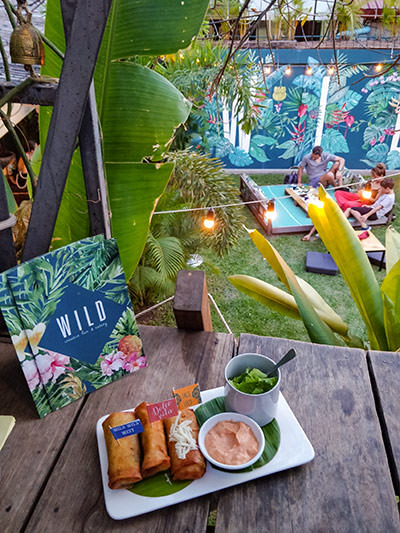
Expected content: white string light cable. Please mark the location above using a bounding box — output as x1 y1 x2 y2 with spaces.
208 293 232 334
153 175 400 216
135 296 174 318
0 215 17 231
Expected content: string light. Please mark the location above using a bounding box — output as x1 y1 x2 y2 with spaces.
152 176 400 217
264 199 277 221
203 208 215 229
375 63 383 73
196 58 200 64
327 65 335 76
362 181 372 199
285 65 292 76
305 66 313 76
179 52 184 60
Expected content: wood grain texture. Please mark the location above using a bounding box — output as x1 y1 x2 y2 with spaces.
214 335 400 533
26 325 235 532
368 350 400 495
0 340 83 533
173 270 213 331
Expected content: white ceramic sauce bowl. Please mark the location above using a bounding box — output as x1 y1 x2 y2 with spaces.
224 353 281 426
198 412 265 470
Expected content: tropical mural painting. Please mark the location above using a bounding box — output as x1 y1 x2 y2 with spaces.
190 49 400 170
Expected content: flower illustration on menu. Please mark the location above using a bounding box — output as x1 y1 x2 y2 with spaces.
21 359 40 391
35 350 72 385
26 323 46 355
11 330 29 361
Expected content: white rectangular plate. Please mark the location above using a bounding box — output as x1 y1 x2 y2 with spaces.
96 387 315 520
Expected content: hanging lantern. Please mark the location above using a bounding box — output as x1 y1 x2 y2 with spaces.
362 181 372 200
203 208 215 229
264 199 277 221
10 18 44 66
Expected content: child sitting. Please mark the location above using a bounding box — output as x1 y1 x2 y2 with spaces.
344 177 395 228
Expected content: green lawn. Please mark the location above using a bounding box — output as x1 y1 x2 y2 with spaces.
137 173 400 345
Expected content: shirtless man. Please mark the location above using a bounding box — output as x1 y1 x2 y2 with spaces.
297 145 345 188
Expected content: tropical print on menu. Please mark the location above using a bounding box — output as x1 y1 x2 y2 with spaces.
0 236 146 417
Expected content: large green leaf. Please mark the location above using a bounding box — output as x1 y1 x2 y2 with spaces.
228 274 302 320
308 188 388 350
381 259 400 352
96 0 209 59
385 225 400 273
246 228 350 337
2 169 17 214
41 0 205 277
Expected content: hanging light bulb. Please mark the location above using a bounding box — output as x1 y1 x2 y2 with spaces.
362 181 372 200
285 65 292 76
203 208 215 229
264 199 277 221
179 52 184 60
327 65 335 76
196 58 200 64
305 66 313 76
375 63 383 73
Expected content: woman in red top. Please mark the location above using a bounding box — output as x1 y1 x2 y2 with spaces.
334 163 386 211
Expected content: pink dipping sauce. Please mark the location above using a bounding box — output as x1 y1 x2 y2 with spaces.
204 420 259 465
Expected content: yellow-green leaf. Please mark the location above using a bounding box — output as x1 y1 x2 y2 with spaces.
381 258 400 351
385 225 400 273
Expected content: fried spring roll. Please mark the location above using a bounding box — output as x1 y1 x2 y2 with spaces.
164 409 206 480
135 402 171 478
102 411 142 489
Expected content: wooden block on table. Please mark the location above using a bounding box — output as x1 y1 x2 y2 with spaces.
173 270 213 331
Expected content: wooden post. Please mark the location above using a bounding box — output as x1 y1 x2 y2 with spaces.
21 0 113 262
173 270 213 331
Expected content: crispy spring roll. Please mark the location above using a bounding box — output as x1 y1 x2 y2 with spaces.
164 409 206 481
102 411 142 489
135 402 171 478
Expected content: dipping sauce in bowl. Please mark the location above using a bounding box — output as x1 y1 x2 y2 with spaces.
205 419 259 465
198 412 265 470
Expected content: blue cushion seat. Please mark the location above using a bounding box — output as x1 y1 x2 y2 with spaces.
305 251 338 275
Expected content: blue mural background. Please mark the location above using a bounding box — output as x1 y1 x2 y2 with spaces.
190 49 400 170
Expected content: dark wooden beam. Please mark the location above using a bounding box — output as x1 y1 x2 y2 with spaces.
60 1 111 239
0 81 57 106
21 0 113 262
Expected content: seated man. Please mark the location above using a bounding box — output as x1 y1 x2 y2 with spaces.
344 178 395 228
297 146 345 188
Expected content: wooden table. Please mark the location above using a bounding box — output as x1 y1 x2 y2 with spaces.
355 230 386 270
1 326 399 532
285 187 309 215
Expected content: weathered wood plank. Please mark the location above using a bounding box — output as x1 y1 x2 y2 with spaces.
22 0 112 261
0 340 83 533
214 335 400 533
26 325 235 531
0 81 57 106
368 350 400 496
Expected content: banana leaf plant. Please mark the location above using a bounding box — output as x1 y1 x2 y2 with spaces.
40 0 209 280
229 187 400 351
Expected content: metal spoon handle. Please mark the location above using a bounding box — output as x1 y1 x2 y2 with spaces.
267 348 296 376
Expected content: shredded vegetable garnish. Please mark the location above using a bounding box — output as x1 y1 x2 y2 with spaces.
169 412 198 459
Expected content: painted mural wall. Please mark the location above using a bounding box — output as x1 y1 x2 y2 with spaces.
190 49 400 170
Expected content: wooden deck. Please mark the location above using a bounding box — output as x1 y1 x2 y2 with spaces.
1 326 399 532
